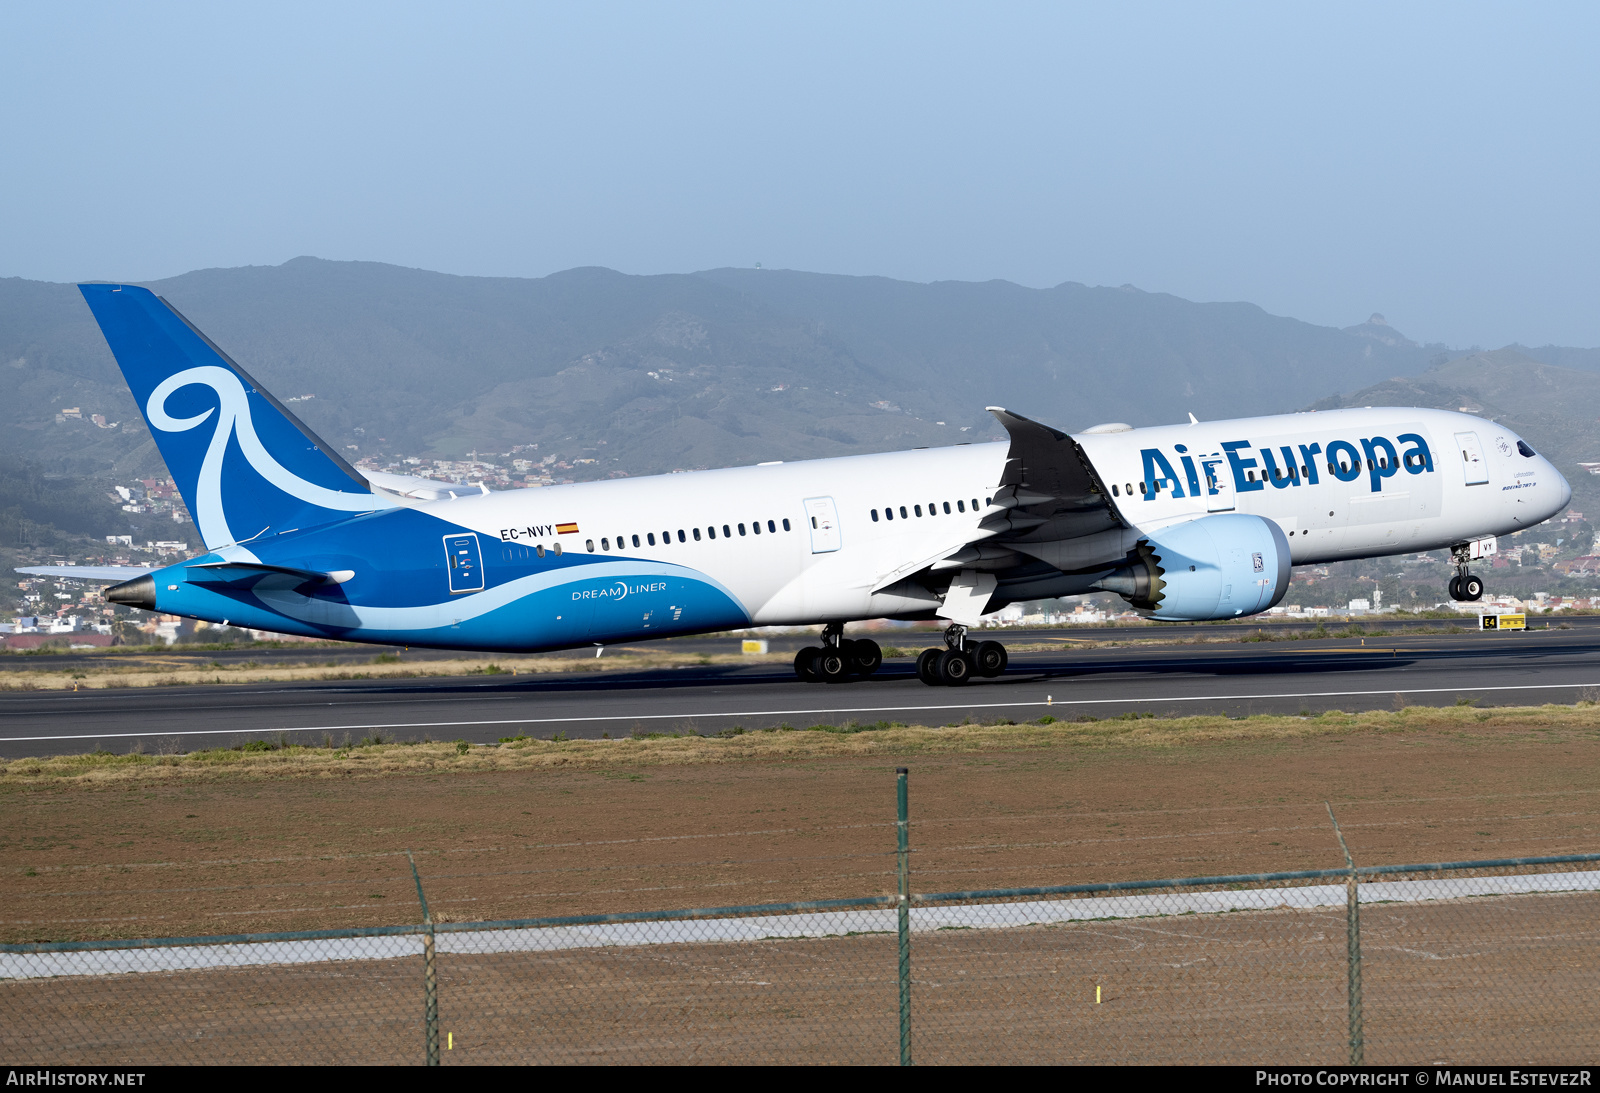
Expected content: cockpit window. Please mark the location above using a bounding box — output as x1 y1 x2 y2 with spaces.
1517 440 1536 457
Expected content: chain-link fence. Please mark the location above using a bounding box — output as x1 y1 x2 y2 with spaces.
4 775 1597 1065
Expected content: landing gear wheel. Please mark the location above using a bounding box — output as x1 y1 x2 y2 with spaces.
846 638 882 677
1448 576 1463 601
795 647 822 682
937 649 973 686
973 640 1008 677
1461 574 1484 601
813 649 849 683
916 648 944 686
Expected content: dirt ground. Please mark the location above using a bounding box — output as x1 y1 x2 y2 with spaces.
5 894 1594 1065
5 715 1600 943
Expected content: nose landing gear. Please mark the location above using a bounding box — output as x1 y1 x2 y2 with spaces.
1449 544 1485 602
793 623 883 683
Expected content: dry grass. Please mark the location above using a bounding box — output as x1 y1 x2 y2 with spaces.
0 650 785 691
6 702 1600 788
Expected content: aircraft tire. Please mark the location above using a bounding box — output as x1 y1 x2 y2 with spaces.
1448 576 1463 601
937 649 973 686
795 647 822 682
916 648 944 686
814 649 849 682
973 640 1008 677
1462 574 1484 601
848 638 882 677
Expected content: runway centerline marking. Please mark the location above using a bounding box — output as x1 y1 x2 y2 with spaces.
3 679 1599 743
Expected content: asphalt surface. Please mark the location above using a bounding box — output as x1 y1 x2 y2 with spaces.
4 619 1600 758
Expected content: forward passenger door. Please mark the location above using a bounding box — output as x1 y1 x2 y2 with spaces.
1455 432 1489 485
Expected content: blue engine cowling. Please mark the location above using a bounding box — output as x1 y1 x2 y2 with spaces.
1093 513 1291 621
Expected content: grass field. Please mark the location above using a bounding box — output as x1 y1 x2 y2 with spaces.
4 703 1600 943
6 703 1600 1065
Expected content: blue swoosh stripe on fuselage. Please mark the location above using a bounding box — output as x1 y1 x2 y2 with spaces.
160 558 751 652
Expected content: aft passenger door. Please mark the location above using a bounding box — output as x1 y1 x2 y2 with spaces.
1455 432 1489 485
443 533 485 594
803 496 842 553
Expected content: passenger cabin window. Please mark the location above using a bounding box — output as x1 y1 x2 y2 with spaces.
899 506 908 519
782 518 791 531
753 521 762 534
723 524 731 538
647 533 656 546
957 500 966 512
586 539 595 552
768 520 776 533
601 537 610 550
678 530 686 542
693 528 702 541
707 526 715 539
738 523 746 535
914 505 922 517
943 502 951 514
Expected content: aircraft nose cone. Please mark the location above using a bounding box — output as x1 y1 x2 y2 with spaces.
106 574 156 610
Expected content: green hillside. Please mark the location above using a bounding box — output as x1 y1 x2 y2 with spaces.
0 258 1453 484
3 257 1598 561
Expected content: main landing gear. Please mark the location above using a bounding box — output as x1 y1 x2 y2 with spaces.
915 624 1008 687
794 623 884 683
1449 544 1485 602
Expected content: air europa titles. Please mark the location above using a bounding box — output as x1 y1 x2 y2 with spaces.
1138 433 1436 501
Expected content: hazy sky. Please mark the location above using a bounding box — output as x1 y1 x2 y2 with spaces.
2 2 1597 348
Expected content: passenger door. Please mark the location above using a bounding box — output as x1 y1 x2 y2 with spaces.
804 496 842 553
1455 432 1489 485
1202 452 1235 512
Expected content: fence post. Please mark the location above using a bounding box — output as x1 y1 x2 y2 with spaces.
897 766 911 1066
1326 805 1363 1065
409 851 440 1067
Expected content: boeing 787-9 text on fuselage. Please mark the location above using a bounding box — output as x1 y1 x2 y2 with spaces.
24 285 1571 686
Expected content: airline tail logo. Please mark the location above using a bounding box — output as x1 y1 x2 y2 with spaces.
147 366 392 548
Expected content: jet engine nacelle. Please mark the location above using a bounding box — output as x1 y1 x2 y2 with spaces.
1094 513 1291 622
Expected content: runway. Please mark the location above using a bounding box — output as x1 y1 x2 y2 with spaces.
4 622 1600 758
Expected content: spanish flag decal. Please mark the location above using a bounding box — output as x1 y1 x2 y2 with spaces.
556 522 579 535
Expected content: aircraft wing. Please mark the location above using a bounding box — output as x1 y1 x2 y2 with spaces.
365 469 489 501
878 408 1125 588
15 566 155 581
982 406 1124 542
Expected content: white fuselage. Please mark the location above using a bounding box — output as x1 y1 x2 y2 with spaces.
403 406 1568 629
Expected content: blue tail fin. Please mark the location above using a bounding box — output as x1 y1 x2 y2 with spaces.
79 284 397 550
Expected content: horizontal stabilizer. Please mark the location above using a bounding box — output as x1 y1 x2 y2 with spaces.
16 566 155 582
188 561 355 586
